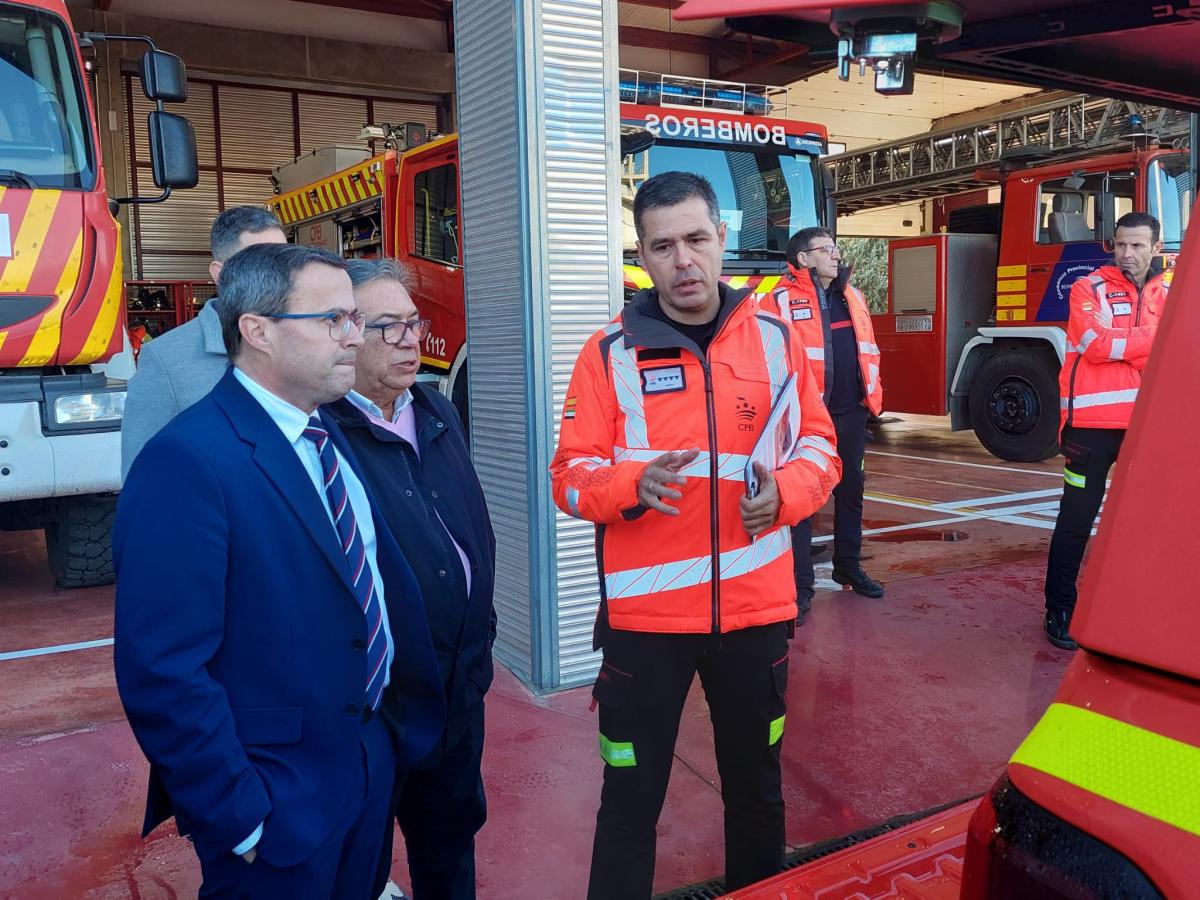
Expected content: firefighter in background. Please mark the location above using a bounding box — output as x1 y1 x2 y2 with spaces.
1045 211 1171 649
550 172 840 899
765 227 885 621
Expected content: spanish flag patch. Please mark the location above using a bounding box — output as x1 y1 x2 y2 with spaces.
564 396 577 420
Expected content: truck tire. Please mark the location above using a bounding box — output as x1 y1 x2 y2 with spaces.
969 349 1061 462
45 495 117 589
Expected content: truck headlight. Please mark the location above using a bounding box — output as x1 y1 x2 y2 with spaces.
53 391 127 425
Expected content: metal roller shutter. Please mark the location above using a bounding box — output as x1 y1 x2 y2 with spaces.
299 93 369 153
124 77 440 280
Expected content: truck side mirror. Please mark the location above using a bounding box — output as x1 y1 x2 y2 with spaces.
822 163 838 235
148 111 199 189
138 50 188 103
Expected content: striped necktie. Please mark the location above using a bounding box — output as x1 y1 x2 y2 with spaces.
302 417 387 711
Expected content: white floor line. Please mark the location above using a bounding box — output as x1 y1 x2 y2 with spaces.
866 449 1060 477
931 488 1064 510
0 637 114 662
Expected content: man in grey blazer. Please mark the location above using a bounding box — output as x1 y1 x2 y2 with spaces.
121 207 287 478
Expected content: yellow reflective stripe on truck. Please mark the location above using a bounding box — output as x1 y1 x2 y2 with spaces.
1011 702 1200 837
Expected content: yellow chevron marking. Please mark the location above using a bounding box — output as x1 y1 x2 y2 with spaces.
421 354 451 370
20 231 83 366
758 276 781 291
726 275 749 288
996 264 1027 277
0 190 60 293
996 279 1027 293
66 235 124 366
996 293 1026 308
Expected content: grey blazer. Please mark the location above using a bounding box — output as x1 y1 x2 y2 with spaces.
121 301 230 479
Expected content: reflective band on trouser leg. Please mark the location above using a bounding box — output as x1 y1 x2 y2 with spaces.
599 733 637 767
1011 703 1200 837
769 715 786 746
1063 467 1086 489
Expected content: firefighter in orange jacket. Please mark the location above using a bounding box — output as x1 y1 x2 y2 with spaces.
550 173 840 899
1045 211 1171 649
764 227 885 619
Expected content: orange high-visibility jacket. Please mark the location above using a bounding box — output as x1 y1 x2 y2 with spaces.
549 284 841 635
762 264 883 416
1060 263 1171 433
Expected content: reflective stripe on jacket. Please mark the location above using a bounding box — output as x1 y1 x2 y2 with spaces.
549 284 841 635
764 264 883 416
1060 264 1170 433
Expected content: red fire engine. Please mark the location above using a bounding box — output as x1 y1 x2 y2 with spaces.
266 70 833 422
0 0 197 586
876 146 1189 461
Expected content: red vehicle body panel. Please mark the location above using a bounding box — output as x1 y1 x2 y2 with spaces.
0 0 122 371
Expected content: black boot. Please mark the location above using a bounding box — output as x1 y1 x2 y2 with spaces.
1045 609 1078 650
832 565 885 599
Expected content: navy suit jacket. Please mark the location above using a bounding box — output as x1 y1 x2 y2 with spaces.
113 370 445 867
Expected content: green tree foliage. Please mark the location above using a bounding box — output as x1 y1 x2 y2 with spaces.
839 238 890 314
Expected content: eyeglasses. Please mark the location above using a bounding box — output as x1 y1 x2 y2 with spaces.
806 243 840 256
269 310 366 341
364 318 432 345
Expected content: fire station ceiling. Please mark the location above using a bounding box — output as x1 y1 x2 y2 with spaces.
88 0 831 85
675 0 1200 113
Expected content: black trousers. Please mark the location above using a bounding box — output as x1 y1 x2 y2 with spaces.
197 713 396 900
587 623 791 899
393 701 488 900
1045 426 1124 615
792 403 869 588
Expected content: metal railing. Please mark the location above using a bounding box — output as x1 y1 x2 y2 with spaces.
825 95 1191 212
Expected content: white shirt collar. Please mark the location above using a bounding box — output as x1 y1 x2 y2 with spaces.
346 389 412 423
232 366 314 444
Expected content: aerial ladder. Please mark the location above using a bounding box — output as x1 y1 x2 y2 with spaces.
826 93 1192 213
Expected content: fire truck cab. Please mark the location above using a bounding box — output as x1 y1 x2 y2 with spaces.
0 0 197 587
877 146 1190 461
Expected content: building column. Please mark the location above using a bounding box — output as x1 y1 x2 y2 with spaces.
454 0 621 689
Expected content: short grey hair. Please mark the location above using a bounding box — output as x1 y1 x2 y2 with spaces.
216 243 348 358
210 206 285 262
345 257 415 292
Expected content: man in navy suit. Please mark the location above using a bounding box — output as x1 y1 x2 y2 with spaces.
114 242 445 899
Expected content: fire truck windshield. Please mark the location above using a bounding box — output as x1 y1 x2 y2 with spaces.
0 4 96 190
622 143 821 258
1147 154 1191 252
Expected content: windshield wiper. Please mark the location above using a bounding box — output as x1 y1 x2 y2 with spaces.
726 247 785 259
0 169 39 188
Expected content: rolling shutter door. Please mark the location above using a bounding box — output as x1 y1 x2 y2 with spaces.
299 94 369 153
124 79 440 279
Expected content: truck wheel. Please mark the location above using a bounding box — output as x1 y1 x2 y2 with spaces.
969 350 1061 462
45 495 117 589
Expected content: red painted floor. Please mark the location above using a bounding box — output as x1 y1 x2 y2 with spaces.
0 415 1075 899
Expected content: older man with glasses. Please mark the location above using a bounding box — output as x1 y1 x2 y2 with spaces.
320 259 496 900
765 227 886 621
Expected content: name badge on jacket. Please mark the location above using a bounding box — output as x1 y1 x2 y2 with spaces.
1111 301 1133 317
792 307 813 321
641 365 686 394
